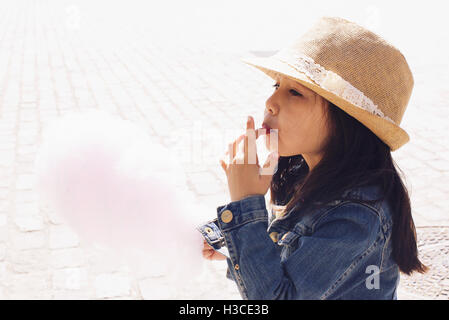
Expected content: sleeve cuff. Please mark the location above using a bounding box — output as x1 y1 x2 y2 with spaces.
216 194 268 231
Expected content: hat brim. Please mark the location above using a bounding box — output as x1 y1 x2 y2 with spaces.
240 54 410 151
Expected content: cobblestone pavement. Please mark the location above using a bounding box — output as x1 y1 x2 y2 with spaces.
397 227 449 300
0 0 448 299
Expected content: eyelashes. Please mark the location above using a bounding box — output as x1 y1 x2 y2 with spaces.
272 83 303 97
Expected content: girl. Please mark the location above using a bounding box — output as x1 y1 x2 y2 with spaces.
198 16 428 300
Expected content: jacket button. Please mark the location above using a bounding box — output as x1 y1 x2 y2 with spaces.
234 264 240 270
269 232 279 243
221 210 233 223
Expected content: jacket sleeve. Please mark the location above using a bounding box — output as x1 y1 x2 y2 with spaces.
199 194 381 300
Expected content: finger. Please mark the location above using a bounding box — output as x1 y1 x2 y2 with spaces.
236 133 245 153
244 116 253 164
246 117 258 165
256 127 268 140
244 132 248 164
202 250 213 259
202 245 214 254
244 130 258 165
219 158 227 172
231 134 245 161
203 246 214 253
203 247 223 260
212 252 227 260
246 116 254 130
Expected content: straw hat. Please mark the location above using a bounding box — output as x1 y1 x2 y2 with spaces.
241 16 414 151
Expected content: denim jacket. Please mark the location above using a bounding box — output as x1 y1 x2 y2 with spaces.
196 185 400 300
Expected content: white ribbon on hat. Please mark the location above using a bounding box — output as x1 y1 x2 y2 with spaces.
275 51 395 125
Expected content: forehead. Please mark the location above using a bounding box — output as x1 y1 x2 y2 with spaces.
275 73 316 95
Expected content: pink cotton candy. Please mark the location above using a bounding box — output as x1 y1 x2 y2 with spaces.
34 110 207 283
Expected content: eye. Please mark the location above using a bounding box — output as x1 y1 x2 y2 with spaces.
272 83 302 97
289 89 302 97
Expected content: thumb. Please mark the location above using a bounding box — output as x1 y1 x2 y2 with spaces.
259 152 279 182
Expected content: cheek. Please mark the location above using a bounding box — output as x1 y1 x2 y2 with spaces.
288 118 310 140
286 118 325 149
280 100 330 152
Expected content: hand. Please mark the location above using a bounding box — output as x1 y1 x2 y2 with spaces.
219 116 279 202
202 239 226 260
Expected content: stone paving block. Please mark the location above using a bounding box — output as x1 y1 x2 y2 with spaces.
0 188 10 200
0 141 15 153
429 159 449 172
94 273 131 298
42 205 66 225
17 133 39 146
52 289 93 300
138 276 175 300
0 151 15 167
16 153 36 165
17 144 37 156
0 121 17 132
7 272 52 300
85 246 129 274
50 247 86 269
187 171 224 196
16 162 38 175
397 287 430 300
8 248 49 274
39 112 59 124
418 203 448 222
0 261 6 282
11 230 46 250
195 194 229 216
20 109 39 122
52 267 89 290
14 202 44 232
0 227 7 242
49 225 80 249
173 260 241 300
15 174 35 190
15 190 38 204
0 213 7 227
0 243 5 261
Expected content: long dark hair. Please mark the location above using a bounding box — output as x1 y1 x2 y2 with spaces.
270 101 428 275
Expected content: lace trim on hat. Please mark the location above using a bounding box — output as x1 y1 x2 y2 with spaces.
275 52 395 124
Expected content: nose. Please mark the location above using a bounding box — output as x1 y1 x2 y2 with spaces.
265 96 279 115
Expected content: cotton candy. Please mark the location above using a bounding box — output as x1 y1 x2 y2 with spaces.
34 109 209 285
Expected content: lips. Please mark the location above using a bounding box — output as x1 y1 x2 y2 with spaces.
262 122 273 134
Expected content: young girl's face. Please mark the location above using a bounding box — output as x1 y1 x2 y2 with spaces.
264 74 331 170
